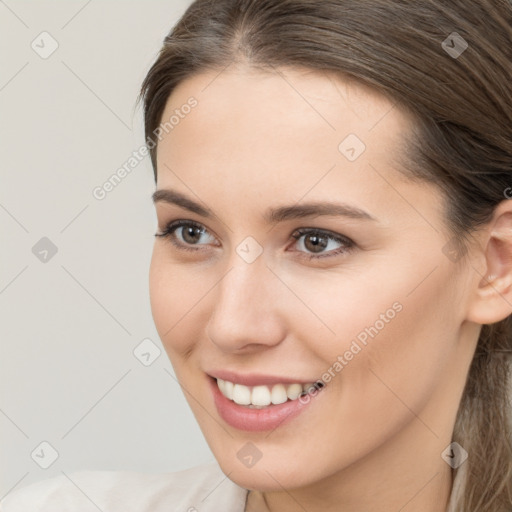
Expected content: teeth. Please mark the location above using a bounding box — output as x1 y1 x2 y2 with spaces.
216 378 322 407
252 385 271 406
224 380 234 400
232 383 251 405
286 383 303 400
271 384 288 405
303 383 317 394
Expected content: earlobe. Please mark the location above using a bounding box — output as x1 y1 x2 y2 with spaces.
466 203 512 325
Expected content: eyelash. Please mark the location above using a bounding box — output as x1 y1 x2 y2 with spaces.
155 220 355 260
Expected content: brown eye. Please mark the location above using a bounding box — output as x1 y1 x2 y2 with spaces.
155 220 217 252
302 233 329 253
181 224 206 244
291 228 354 259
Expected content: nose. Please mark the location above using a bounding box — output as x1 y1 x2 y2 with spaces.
206 255 286 353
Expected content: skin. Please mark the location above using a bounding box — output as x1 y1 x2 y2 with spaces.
149 65 512 512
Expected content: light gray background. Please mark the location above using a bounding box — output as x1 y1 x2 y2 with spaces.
0 0 214 499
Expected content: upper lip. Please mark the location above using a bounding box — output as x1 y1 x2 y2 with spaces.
207 370 317 386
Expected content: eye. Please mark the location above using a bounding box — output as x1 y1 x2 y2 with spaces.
155 220 355 260
155 220 218 252
290 228 355 260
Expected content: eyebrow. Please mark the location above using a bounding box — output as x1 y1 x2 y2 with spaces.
152 189 377 223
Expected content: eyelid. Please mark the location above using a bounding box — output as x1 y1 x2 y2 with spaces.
291 227 353 246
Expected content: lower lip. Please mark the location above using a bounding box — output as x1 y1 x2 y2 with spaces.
209 377 321 432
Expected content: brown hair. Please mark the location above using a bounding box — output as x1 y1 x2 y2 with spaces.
139 1 512 510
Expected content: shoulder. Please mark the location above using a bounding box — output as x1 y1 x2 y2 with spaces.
0 462 248 512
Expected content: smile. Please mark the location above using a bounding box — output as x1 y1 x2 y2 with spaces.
216 378 320 408
209 375 325 431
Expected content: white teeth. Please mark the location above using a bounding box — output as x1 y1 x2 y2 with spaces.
216 379 321 407
217 379 235 400
252 385 271 406
233 383 251 405
286 383 303 400
271 384 288 405
224 380 234 400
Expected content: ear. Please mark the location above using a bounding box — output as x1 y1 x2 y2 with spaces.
466 200 512 325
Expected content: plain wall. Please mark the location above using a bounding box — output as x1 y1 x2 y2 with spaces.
0 0 215 498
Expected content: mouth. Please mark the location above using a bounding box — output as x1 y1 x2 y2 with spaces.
207 373 325 431
216 377 323 408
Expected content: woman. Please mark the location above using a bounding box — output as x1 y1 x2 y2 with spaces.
2 1 511 511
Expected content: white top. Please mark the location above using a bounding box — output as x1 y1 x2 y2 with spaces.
1 460 465 511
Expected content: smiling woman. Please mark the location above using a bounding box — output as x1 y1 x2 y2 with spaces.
2 1 512 512
142 1 512 510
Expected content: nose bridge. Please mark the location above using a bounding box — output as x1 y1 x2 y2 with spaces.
206 246 284 351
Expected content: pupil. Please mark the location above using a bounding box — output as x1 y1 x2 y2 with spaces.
305 234 327 253
183 226 202 244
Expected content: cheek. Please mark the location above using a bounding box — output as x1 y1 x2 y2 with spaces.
149 247 219 358
149 248 193 355
325 266 459 425
277 265 408 364
273 268 460 474
295 258 458 407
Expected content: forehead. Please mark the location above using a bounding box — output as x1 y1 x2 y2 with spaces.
160 66 407 144
153 66 442 230
158 67 410 173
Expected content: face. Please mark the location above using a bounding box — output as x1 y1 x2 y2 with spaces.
149 66 476 491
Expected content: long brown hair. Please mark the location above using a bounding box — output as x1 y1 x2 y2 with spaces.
139 1 512 510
